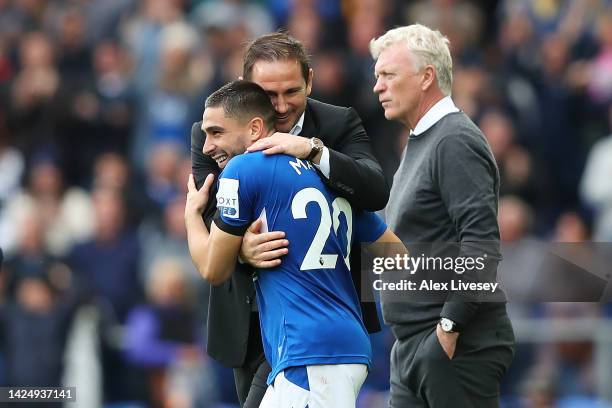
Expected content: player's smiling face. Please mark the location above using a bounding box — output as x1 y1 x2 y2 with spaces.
201 106 251 169
249 59 313 133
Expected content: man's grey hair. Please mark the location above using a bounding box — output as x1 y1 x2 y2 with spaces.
370 24 453 96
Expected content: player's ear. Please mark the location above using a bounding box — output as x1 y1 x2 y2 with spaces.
249 117 265 142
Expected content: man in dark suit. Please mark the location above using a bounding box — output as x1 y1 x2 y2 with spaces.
190 33 389 407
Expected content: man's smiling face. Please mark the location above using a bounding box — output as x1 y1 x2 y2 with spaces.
249 58 312 133
201 106 251 169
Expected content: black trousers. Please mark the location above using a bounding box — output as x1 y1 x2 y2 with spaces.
389 307 515 408
233 312 271 408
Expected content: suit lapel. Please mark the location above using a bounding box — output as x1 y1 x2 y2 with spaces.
299 99 319 139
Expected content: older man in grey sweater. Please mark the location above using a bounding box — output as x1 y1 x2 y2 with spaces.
370 24 515 408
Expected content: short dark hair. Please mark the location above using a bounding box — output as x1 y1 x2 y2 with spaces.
205 80 275 129
243 32 311 83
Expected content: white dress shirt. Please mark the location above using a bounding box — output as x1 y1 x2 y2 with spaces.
411 96 460 136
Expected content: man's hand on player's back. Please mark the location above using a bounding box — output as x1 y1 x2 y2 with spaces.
247 132 322 163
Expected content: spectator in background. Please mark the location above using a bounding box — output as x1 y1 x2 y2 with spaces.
343 3 404 184
53 6 92 82
54 40 136 186
120 0 185 94
403 0 484 62
496 196 541 396
286 3 323 53
139 195 208 313
90 41 135 155
139 195 192 277
310 50 352 108
131 22 204 170
0 154 94 258
92 152 155 224
174 155 193 197
191 0 274 40
69 186 141 323
497 195 547 304
190 0 254 97
1 207 56 300
124 257 214 407
82 0 137 46
0 274 80 388
143 142 182 214
68 186 144 404
264 0 341 27
499 196 535 244
553 211 590 243
7 32 60 156
479 109 539 206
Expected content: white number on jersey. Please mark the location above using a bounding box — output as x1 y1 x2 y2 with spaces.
291 188 353 271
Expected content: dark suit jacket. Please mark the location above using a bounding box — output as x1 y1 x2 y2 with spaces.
191 98 390 367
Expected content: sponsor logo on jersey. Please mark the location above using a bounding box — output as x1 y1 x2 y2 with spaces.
217 178 240 219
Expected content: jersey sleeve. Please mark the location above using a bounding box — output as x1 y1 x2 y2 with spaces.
354 211 387 244
213 155 259 236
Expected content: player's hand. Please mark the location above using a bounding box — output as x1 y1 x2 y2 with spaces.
247 132 311 159
185 173 214 216
436 323 459 359
240 219 289 268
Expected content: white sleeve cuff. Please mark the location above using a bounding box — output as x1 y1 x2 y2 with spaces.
314 147 330 179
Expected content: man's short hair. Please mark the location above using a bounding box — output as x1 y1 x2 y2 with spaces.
242 32 311 83
370 24 453 96
205 80 276 129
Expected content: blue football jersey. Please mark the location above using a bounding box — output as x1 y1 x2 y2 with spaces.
214 151 387 384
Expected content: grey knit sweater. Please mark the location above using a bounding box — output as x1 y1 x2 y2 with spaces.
383 111 505 339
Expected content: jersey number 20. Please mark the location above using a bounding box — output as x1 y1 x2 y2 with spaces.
291 188 353 271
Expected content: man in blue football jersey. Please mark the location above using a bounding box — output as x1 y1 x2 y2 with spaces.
185 80 401 407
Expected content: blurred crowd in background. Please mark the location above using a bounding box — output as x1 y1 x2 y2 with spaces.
0 0 611 407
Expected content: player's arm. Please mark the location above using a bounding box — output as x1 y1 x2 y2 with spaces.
363 227 408 258
353 210 408 257
373 228 403 245
185 174 242 286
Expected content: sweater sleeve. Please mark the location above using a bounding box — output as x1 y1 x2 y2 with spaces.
434 133 502 326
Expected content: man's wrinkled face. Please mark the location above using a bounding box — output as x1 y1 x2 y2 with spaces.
373 43 423 125
202 106 251 169
249 59 312 133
